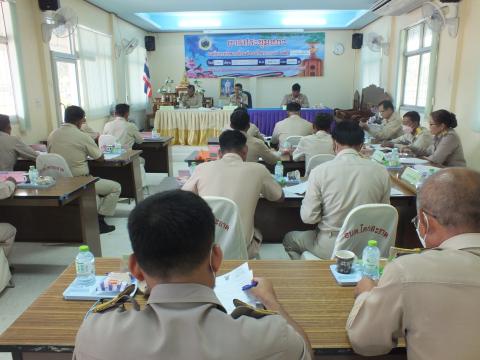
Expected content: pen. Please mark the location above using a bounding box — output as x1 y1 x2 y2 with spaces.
241 280 258 291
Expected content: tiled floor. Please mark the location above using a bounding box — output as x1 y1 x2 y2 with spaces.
0 145 288 359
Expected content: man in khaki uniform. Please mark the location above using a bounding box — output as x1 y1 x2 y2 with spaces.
103 104 143 149
48 106 121 234
73 190 312 360
385 111 432 156
183 130 283 258
359 100 403 141
230 108 280 165
180 84 203 108
271 102 313 147
0 114 38 171
347 168 480 360
281 83 310 107
0 178 16 258
229 83 248 107
283 121 390 259
292 112 335 164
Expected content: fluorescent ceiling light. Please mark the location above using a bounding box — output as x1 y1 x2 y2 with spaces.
281 17 327 26
178 18 221 28
203 29 304 34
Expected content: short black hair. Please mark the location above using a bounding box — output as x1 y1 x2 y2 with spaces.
230 109 250 131
292 83 301 91
403 111 420 124
0 114 10 132
187 84 195 91
115 103 130 117
314 113 333 131
234 83 243 89
128 190 215 278
431 109 458 128
378 100 394 111
332 120 364 146
219 130 247 153
286 102 301 112
64 106 85 124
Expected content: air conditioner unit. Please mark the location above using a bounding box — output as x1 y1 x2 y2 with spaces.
372 0 428 16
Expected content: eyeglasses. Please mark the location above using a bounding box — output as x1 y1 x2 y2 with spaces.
411 210 436 228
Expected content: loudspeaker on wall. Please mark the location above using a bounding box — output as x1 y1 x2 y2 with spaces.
352 33 363 49
38 0 59 11
145 36 155 51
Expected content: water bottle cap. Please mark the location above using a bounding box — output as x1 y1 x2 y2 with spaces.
79 245 90 252
368 240 377 247
29 165 35 169
276 160 282 165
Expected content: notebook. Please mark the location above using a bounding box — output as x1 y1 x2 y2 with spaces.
329 264 362 286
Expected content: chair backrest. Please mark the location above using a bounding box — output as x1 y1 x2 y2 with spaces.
285 135 302 147
98 134 116 152
332 204 399 259
36 153 73 179
306 154 335 176
0 249 11 293
243 91 252 108
202 196 248 260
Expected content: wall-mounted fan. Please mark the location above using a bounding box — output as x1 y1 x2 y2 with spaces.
41 7 78 43
115 38 139 58
366 32 390 55
422 1 459 37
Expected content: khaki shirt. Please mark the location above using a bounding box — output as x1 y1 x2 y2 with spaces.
292 130 334 163
0 131 38 171
347 233 480 360
281 93 310 107
47 123 102 176
271 115 313 145
182 153 283 248
229 92 248 107
0 180 15 199
224 124 265 142
426 129 466 167
73 283 310 360
367 112 403 141
244 131 280 165
391 126 432 156
181 92 203 108
80 124 99 140
301 149 390 258
103 117 143 149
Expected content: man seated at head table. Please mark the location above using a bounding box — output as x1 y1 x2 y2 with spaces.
281 83 310 108
229 83 248 108
0 114 38 171
425 109 466 167
0 178 17 260
283 121 390 260
73 190 313 360
180 84 203 109
230 108 280 165
271 102 313 147
382 110 432 156
292 113 335 164
347 168 480 360
182 130 283 258
359 100 403 141
47 105 121 234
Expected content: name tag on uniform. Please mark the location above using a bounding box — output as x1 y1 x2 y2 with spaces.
371 150 385 163
401 167 421 186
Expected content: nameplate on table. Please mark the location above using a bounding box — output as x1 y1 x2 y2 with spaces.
371 150 385 164
222 105 238 110
401 166 421 186
159 106 175 110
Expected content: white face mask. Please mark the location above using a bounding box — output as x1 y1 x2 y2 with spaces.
209 247 216 287
402 125 413 134
415 212 429 248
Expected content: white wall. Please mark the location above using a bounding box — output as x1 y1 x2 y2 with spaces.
148 31 356 109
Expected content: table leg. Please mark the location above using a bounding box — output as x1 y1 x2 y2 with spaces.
79 183 102 257
131 157 144 204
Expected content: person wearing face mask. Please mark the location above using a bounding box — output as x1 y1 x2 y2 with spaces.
425 109 466 167
359 100 403 141
382 111 432 156
346 168 480 360
283 120 390 259
73 190 312 360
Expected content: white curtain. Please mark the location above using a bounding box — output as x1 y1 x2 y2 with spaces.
77 27 115 118
127 45 147 109
359 47 382 90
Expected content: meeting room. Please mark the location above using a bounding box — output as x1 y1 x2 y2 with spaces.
0 0 479 359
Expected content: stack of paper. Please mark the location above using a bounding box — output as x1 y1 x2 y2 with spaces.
214 262 256 314
283 181 308 198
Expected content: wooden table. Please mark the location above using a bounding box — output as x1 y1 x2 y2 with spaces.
88 149 144 204
0 177 102 256
133 134 173 175
0 259 406 359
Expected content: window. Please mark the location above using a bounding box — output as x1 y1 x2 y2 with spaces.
359 44 382 89
77 27 115 118
400 23 437 110
127 45 147 109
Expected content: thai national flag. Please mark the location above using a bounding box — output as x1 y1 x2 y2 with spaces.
143 59 152 98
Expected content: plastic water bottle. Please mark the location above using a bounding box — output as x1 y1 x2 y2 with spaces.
390 148 400 167
362 240 380 280
75 245 96 287
151 127 159 138
274 160 284 182
28 165 39 185
189 162 197 176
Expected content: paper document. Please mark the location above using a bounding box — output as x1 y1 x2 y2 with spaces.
399 157 429 165
413 165 440 174
390 188 405 196
214 262 256 314
284 181 308 195
103 153 121 160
